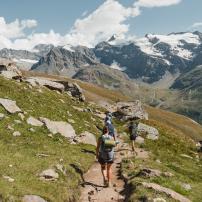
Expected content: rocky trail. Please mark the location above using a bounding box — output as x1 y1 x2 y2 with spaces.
79 140 148 202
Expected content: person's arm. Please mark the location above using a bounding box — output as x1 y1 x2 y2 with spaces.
96 138 101 159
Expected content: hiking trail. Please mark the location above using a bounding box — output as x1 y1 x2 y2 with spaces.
79 140 148 202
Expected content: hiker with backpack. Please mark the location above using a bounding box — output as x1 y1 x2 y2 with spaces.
105 112 117 142
128 120 139 154
96 126 116 187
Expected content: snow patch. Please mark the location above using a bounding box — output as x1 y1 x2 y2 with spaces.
63 44 75 52
110 61 126 71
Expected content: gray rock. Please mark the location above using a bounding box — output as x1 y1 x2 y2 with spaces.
2 175 15 182
40 117 76 139
0 98 22 114
75 131 97 146
22 195 47 202
39 169 59 181
137 168 162 178
181 183 192 191
0 113 5 120
138 123 159 140
27 117 44 127
142 182 191 202
14 120 22 124
18 113 25 120
135 136 145 144
13 131 21 137
114 101 148 121
153 198 166 202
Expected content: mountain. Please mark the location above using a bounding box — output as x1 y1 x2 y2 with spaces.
31 46 98 77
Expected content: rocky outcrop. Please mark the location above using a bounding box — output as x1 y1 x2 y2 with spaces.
138 123 159 140
40 117 76 139
0 98 22 114
27 117 44 127
114 101 148 121
75 131 97 146
0 58 22 79
22 195 47 202
39 169 59 181
142 182 191 202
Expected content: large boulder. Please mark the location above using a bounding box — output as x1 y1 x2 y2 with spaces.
0 98 22 114
24 77 65 92
39 169 59 181
22 195 47 202
75 131 97 146
57 80 85 101
138 123 159 140
40 117 76 139
114 101 148 121
27 117 44 127
0 58 22 79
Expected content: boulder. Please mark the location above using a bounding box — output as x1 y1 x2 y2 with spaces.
0 113 5 120
75 131 97 146
0 98 22 114
13 131 21 137
24 77 65 92
114 101 148 121
27 117 44 127
39 169 59 181
22 195 47 202
0 58 22 80
135 136 145 144
142 182 191 202
138 123 159 140
40 117 76 139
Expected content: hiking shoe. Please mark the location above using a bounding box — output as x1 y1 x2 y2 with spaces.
103 179 108 187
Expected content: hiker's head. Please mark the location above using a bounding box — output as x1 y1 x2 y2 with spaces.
103 126 109 134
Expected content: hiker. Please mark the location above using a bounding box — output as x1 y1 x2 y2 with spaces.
105 112 117 142
96 126 116 187
128 120 138 154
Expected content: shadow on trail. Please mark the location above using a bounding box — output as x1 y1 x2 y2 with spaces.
81 149 96 155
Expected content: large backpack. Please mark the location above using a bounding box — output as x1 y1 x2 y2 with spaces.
129 123 138 136
100 134 115 161
106 123 115 138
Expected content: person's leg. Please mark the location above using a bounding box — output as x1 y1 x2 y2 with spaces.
132 140 135 151
101 164 107 185
106 163 113 186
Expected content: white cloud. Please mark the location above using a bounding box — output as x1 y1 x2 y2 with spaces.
135 0 182 8
21 19 38 28
190 22 202 29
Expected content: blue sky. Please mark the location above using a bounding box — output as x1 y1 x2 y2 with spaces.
0 0 202 50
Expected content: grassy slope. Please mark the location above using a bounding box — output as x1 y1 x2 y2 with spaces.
0 76 103 201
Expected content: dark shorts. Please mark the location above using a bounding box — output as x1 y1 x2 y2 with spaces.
130 134 137 141
98 156 114 165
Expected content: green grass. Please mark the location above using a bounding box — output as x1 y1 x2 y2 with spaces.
0 76 103 201
121 119 202 202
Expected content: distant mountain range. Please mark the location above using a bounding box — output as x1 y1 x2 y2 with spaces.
1 31 202 123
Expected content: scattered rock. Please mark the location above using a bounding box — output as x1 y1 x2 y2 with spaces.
135 136 145 144
7 125 14 131
0 98 22 114
22 195 47 202
68 119 75 124
137 168 162 178
55 164 66 175
39 169 59 181
163 172 174 177
0 113 5 120
13 131 21 137
2 175 14 182
40 117 76 139
24 77 65 92
138 123 159 140
153 198 166 202
27 117 44 127
73 106 84 112
114 101 148 121
75 131 97 146
180 154 193 159
29 128 35 132
18 113 25 120
142 182 191 202
181 183 192 191
14 120 22 124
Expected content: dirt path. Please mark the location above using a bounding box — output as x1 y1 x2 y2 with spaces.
79 142 148 202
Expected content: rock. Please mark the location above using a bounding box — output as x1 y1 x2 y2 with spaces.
153 198 166 202
27 117 44 127
29 128 35 132
0 58 22 80
39 169 59 181
180 154 193 159
0 98 22 114
18 113 25 120
13 131 21 137
142 182 191 202
55 164 66 175
181 183 192 191
135 136 145 144
0 113 5 120
137 168 162 178
22 195 47 202
75 131 97 146
114 101 148 121
138 123 159 140
2 175 15 182
163 172 174 177
73 106 84 112
68 119 75 124
24 77 65 92
7 125 14 131
40 117 76 139
14 120 22 124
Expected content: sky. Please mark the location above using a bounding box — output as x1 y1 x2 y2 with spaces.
0 0 202 50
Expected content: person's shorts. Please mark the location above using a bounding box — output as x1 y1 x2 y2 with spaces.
130 134 137 141
98 156 114 165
